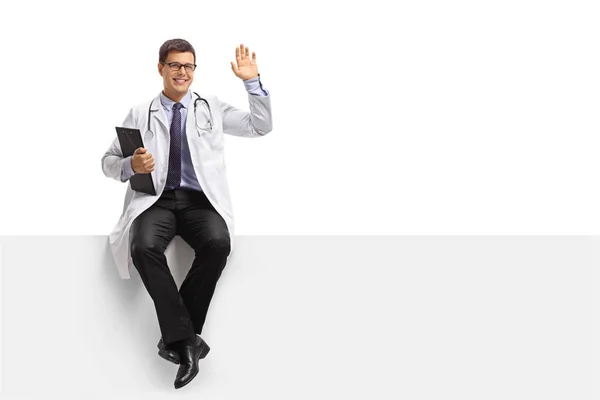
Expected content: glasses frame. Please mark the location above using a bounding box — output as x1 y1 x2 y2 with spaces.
161 61 197 72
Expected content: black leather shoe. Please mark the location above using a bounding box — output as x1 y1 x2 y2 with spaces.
158 336 211 365
157 338 180 365
174 335 210 389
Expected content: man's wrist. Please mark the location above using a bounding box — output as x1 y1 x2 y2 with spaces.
121 155 136 181
244 74 268 96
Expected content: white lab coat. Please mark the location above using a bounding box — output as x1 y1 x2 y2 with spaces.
102 90 273 279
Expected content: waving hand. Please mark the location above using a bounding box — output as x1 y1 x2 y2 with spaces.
230 43 259 80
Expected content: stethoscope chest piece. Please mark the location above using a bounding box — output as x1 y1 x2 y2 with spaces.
144 129 154 142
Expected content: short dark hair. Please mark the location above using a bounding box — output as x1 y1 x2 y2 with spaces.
159 39 196 63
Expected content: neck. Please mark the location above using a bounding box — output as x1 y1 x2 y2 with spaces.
162 89 186 103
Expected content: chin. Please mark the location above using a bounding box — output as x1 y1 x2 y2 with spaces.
170 86 188 94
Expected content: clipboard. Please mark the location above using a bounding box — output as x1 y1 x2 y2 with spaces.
115 127 156 195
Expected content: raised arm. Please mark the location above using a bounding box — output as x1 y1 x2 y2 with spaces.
221 44 273 138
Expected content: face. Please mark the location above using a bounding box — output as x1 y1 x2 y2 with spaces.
158 50 195 101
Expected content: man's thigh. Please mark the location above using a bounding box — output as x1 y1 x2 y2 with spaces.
130 201 178 253
176 193 229 252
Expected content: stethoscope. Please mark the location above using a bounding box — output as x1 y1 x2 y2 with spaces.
146 92 213 140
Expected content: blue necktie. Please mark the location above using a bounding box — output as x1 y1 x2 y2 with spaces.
166 103 184 189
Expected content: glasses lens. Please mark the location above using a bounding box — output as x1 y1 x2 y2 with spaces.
168 62 182 71
184 64 196 72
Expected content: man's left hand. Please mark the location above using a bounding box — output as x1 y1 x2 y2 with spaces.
230 43 259 81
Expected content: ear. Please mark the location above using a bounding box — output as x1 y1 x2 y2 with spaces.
158 62 164 76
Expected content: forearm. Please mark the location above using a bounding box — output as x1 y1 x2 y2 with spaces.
121 156 135 181
101 148 134 183
221 77 273 137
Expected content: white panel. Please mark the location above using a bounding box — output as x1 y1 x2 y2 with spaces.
0 236 593 399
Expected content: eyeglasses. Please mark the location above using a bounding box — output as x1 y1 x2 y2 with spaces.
161 62 197 72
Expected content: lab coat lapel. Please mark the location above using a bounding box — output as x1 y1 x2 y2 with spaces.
151 93 169 133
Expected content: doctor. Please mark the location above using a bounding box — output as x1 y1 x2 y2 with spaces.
101 38 273 389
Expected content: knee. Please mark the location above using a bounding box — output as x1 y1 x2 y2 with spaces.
130 239 163 260
203 234 231 258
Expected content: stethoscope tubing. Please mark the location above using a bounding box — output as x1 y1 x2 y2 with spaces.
146 92 213 139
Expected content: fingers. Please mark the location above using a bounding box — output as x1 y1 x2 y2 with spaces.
136 153 153 161
133 150 153 162
131 148 153 173
236 44 252 61
134 156 154 173
232 44 257 77
146 158 154 172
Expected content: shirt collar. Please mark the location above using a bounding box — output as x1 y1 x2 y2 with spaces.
159 91 192 110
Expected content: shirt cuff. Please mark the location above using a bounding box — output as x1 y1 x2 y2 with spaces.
121 156 135 182
243 75 269 96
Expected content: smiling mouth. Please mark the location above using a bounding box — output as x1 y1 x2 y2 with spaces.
173 78 187 84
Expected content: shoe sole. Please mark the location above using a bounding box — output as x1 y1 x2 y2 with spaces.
158 348 181 364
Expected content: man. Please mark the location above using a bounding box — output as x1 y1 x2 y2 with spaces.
101 39 273 389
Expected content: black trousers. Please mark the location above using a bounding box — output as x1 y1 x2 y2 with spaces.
129 189 231 345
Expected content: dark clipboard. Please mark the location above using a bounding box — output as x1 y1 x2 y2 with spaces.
115 127 156 195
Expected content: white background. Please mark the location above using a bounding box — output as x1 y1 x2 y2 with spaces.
0 0 597 234
594 236 600 399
